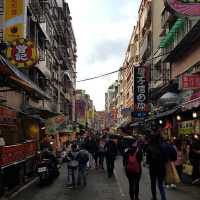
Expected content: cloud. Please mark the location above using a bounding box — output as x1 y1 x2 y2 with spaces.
87 38 127 64
67 0 140 110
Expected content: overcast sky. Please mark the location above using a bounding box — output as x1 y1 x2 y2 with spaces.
67 0 140 111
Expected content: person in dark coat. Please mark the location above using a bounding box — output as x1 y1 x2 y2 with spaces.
146 133 168 200
85 136 98 167
104 136 117 177
189 135 200 184
123 141 143 200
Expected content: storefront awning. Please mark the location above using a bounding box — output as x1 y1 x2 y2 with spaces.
22 107 59 119
0 54 50 100
160 18 185 48
182 97 200 111
156 107 180 118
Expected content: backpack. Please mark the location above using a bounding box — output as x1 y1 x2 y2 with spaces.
127 150 140 173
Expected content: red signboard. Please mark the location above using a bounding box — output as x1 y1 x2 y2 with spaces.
181 75 200 89
165 0 200 16
24 141 37 157
0 144 25 166
0 141 37 167
0 106 17 125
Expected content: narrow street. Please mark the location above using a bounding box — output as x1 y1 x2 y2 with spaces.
11 157 200 200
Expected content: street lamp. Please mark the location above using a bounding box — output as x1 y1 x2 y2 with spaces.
192 112 197 118
176 115 181 121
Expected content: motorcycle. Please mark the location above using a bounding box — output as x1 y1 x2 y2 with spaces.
37 153 60 185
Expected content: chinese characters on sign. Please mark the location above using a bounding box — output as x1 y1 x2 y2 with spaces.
134 65 148 118
165 0 200 16
0 106 17 125
181 75 200 90
6 38 38 68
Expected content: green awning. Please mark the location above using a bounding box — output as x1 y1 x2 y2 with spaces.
160 18 186 49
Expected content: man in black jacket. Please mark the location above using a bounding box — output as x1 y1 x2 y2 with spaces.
104 137 117 177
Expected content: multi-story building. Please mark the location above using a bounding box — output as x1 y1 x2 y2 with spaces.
138 0 152 64
75 90 96 130
0 0 77 193
95 111 106 131
105 81 118 130
117 70 124 126
157 3 200 137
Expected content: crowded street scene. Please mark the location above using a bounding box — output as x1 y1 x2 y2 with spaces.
0 0 200 200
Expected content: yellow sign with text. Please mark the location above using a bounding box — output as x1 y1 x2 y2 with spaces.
3 0 26 42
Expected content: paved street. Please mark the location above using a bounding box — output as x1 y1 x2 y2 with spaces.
114 157 200 200
10 157 200 200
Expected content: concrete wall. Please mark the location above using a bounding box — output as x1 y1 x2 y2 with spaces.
152 0 164 56
172 40 200 79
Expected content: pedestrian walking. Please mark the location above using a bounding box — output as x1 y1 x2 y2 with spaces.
164 139 178 189
76 144 89 186
174 140 183 181
85 136 98 168
146 132 168 200
123 141 142 200
98 136 106 169
66 144 79 187
104 136 117 177
189 134 200 184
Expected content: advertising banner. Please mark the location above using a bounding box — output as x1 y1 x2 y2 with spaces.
3 0 27 42
181 75 200 89
133 65 148 118
45 115 65 135
6 38 38 68
164 0 200 16
0 106 17 125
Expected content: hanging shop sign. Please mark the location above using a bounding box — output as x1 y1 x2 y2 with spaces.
0 106 17 125
45 115 65 135
181 75 200 90
178 120 194 135
6 38 38 68
133 65 148 118
164 0 200 17
3 0 27 42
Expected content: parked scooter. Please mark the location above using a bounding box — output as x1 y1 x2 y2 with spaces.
37 149 60 185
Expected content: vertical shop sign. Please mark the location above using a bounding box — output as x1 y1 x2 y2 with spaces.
133 65 148 118
3 0 27 42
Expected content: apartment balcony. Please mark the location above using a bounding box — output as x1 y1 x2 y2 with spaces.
29 0 47 22
161 19 200 62
161 9 176 29
141 1 151 36
140 31 151 60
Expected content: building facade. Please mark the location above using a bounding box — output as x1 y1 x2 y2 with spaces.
105 81 118 130
0 0 77 194
75 90 96 130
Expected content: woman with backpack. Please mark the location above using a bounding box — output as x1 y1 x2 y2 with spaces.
123 140 143 200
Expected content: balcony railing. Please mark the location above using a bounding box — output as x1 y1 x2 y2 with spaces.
161 18 199 61
161 9 175 29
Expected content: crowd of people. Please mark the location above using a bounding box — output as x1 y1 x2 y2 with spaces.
122 127 200 200
61 134 118 187
58 128 200 200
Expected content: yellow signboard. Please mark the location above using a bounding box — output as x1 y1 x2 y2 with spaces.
6 38 38 68
3 0 26 42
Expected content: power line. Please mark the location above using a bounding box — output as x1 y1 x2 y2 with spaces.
76 50 172 82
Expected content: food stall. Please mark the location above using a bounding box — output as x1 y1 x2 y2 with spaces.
0 106 37 195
